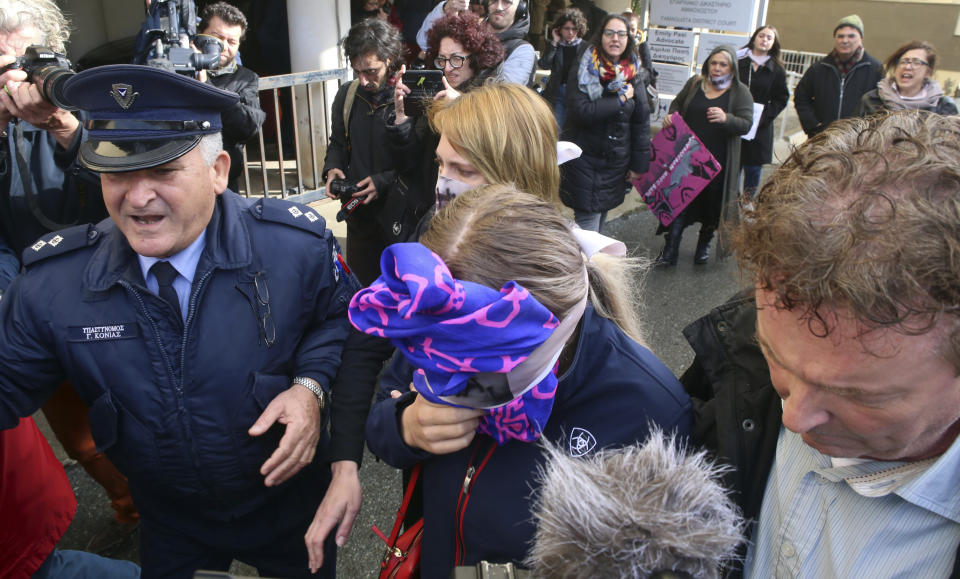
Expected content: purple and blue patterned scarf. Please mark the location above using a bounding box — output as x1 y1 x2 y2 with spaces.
348 243 561 445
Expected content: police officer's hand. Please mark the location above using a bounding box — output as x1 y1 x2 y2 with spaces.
354 176 379 204
248 384 321 487
305 460 362 573
394 64 410 125
401 388 484 455
325 168 346 199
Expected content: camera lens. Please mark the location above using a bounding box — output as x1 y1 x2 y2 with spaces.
33 65 77 111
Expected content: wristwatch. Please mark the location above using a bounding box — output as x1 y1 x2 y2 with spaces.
292 376 328 411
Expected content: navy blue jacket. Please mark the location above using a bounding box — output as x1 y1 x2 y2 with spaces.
0 191 358 529
366 304 692 578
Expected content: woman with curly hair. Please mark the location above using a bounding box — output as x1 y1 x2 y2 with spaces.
539 7 587 129
386 11 504 240
560 13 650 232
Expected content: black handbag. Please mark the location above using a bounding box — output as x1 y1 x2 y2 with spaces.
377 176 420 244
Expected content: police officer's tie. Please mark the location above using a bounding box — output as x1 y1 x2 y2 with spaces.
151 261 182 321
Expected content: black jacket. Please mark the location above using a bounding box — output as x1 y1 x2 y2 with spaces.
207 66 266 187
681 292 960 578
560 44 650 213
794 50 883 137
538 42 579 106
322 82 396 219
738 56 789 166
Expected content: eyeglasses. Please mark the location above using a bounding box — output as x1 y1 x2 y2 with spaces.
897 58 929 69
435 54 468 69
253 272 276 348
561 26 578 32
602 29 629 39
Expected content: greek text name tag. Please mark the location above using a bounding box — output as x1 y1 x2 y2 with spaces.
67 323 139 342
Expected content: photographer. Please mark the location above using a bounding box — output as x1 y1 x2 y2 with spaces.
0 0 105 281
0 0 140 550
195 2 265 192
323 18 401 286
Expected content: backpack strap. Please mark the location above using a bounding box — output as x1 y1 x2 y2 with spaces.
343 78 361 143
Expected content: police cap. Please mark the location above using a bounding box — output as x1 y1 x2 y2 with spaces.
61 64 240 173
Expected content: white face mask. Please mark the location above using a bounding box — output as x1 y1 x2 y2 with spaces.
435 174 475 210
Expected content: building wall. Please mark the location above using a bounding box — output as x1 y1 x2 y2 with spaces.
59 0 143 61
767 0 960 85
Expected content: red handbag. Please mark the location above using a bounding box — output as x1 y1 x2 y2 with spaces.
373 463 423 579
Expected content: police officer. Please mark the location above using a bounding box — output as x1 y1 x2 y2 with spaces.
0 64 361 578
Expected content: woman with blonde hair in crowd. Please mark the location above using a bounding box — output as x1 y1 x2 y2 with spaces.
302 83 567 562
358 185 691 578
428 82 560 209
856 40 957 116
386 11 505 241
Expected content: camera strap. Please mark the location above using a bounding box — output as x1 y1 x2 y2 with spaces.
343 79 360 159
14 122 78 232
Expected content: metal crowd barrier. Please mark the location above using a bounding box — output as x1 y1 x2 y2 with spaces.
239 67 349 205
779 49 825 77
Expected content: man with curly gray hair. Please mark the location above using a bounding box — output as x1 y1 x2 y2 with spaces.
683 111 960 577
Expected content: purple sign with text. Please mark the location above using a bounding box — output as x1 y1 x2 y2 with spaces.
633 113 722 227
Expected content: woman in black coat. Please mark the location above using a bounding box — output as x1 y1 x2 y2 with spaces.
657 46 753 266
539 8 588 131
737 25 789 198
560 13 650 232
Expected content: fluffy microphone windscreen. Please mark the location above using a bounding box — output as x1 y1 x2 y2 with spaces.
526 429 745 579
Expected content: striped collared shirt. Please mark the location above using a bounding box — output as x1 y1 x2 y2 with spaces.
744 425 960 578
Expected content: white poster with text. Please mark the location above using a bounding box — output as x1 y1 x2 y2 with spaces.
650 0 756 34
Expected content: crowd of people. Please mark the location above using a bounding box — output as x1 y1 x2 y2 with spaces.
2 1 960 578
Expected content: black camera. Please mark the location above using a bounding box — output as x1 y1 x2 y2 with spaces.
331 179 362 222
329 179 359 199
0 45 76 111
140 0 222 74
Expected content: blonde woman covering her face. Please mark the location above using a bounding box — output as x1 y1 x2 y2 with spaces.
362 186 692 578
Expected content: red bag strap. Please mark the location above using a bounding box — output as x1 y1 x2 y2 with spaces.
372 463 422 548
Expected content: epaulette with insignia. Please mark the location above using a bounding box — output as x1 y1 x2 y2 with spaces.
22 224 101 267
251 198 328 237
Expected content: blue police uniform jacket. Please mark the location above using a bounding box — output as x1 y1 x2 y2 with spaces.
0 191 359 527
365 303 693 578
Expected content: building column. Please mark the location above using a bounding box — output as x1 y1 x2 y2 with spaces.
286 0 350 183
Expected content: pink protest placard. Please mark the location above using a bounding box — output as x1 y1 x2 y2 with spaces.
633 113 722 227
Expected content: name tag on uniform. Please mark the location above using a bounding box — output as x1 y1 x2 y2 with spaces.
67 323 139 342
